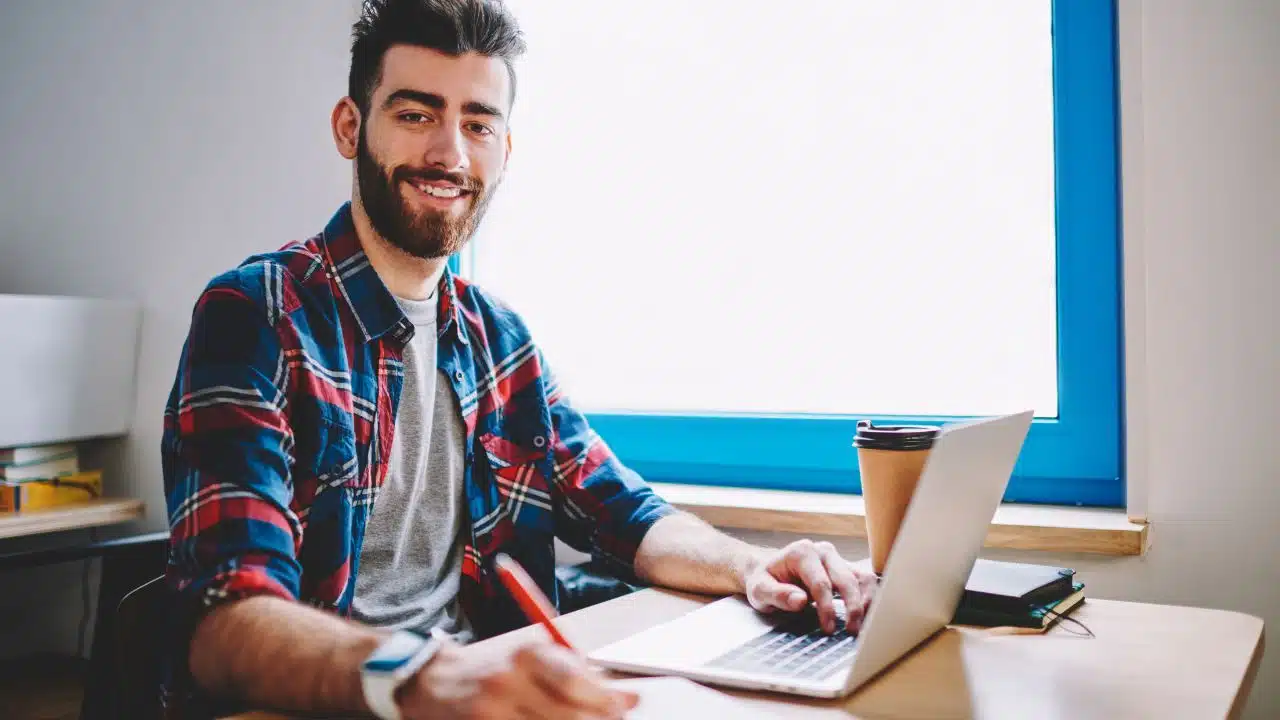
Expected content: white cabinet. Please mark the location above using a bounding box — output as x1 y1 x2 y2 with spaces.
0 294 142 448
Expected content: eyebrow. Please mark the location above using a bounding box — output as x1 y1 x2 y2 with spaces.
383 89 505 121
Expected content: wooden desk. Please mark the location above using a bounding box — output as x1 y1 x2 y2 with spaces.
231 589 1265 719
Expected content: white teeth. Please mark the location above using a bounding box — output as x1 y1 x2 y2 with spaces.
416 182 461 199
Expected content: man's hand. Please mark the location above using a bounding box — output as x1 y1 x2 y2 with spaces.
634 514 878 636
741 539 878 634
398 635 639 720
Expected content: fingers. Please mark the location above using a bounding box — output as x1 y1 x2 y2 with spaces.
783 541 838 633
745 541 879 638
514 643 636 719
407 638 633 720
815 543 866 632
858 565 879 609
746 571 810 613
473 657 556 720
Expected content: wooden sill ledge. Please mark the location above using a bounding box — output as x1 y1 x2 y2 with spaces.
651 482 1148 556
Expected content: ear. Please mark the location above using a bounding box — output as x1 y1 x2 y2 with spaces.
332 97 361 160
503 130 513 170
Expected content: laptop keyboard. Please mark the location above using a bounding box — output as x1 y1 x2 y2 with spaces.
703 611 859 681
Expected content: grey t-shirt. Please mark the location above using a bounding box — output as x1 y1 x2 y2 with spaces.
351 292 474 643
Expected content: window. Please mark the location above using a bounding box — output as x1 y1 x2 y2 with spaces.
466 0 1122 506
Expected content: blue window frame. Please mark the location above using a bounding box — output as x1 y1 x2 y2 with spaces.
577 0 1124 507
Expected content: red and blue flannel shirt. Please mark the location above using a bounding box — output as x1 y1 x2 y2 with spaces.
160 202 675 717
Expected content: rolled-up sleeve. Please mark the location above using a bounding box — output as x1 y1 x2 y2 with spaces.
161 270 301 682
540 351 677 578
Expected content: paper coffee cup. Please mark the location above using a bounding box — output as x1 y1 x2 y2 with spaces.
854 420 939 575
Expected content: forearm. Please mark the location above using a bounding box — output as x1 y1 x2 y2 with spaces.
633 512 771 595
189 595 385 715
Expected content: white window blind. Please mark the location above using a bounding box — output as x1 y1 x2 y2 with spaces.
470 0 1058 418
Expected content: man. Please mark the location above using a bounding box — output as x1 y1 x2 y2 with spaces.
161 1 877 718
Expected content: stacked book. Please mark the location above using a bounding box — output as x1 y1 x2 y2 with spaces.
853 556 1086 632
952 559 1085 631
0 443 102 512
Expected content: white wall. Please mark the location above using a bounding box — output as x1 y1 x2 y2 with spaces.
0 0 358 519
1 0 1277 716
0 0 359 658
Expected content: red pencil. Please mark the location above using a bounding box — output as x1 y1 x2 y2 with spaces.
494 553 576 650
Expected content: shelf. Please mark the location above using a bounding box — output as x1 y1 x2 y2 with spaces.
0 498 145 540
652 483 1148 556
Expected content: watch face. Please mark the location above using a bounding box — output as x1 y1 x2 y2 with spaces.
364 632 428 673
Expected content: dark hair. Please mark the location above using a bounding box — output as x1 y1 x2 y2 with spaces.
349 0 526 116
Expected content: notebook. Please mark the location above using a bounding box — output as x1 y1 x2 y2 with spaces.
959 559 1076 613
852 556 1078 615
954 582 1086 630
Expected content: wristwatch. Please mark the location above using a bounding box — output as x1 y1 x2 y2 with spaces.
360 629 446 720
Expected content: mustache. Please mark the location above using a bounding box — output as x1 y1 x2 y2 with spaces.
393 166 482 193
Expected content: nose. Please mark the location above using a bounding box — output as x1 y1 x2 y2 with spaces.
423 123 468 173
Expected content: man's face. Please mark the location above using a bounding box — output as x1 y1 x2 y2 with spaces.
355 45 511 259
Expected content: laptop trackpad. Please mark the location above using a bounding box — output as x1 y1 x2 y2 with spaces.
590 595 781 669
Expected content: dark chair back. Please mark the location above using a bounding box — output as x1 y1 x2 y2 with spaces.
115 575 166 720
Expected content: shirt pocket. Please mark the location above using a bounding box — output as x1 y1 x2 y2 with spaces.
291 396 361 489
294 416 359 605
313 415 360 489
478 430 555 534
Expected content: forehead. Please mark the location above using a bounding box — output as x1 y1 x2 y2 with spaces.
374 44 511 111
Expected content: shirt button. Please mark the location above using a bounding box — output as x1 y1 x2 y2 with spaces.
455 370 465 382
532 435 546 449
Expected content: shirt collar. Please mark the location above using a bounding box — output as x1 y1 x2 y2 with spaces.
319 202 461 344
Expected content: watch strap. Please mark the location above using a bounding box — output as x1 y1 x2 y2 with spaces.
361 630 444 720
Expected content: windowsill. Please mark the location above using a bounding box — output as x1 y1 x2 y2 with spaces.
650 482 1148 556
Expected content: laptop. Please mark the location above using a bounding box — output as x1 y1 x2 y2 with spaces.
589 410 1034 698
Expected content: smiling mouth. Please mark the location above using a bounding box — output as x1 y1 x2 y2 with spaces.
407 178 470 201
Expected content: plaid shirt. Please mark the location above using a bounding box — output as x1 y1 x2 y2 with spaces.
160 202 675 717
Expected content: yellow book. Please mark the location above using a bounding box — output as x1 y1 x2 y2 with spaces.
0 470 102 512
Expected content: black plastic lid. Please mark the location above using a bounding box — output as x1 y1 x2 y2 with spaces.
852 420 939 451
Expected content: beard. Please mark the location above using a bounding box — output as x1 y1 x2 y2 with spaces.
355 131 495 260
